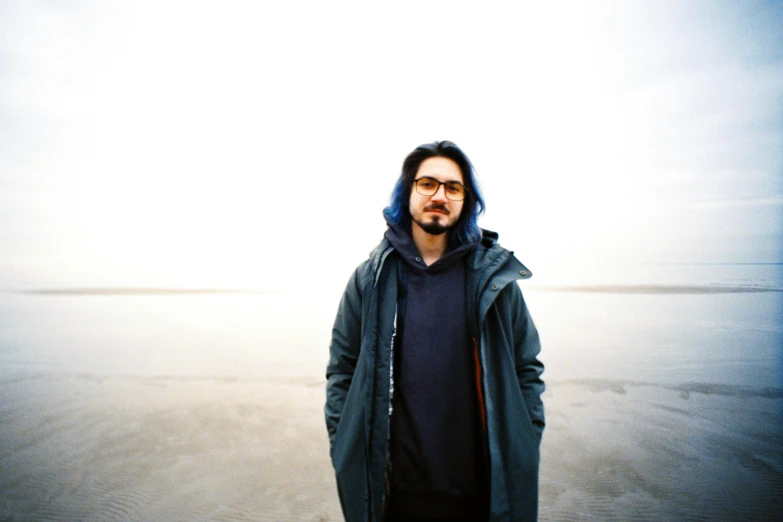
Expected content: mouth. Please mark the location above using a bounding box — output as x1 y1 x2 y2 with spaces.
424 205 449 215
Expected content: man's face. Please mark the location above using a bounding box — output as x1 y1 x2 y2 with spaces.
409 156 465 236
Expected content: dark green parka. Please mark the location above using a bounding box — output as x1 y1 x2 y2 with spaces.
325 230 545 521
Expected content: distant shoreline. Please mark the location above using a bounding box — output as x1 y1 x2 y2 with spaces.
15 288 276 296
528 284 783 294
7 285 781 296
623 262 783 266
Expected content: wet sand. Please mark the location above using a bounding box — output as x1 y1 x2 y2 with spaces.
0 373 341 521
540 379 782 521
1 372 780 521
2 279 781 520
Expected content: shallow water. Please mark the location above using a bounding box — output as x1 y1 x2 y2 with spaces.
0 263 781 520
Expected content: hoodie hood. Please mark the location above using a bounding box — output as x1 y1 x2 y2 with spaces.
384 219 479 273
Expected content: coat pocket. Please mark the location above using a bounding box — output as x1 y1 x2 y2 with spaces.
331 379 368 471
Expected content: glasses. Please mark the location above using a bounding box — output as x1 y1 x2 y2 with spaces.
413 177 468 201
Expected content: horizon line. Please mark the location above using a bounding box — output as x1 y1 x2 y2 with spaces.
625 262 783 266
528 284 783 294
13 288 276 296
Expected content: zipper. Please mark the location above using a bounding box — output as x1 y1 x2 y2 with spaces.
381 307 397 518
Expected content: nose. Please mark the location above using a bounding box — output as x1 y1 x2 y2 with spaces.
431 183 448 202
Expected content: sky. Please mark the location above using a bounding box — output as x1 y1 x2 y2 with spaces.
1 0 781 291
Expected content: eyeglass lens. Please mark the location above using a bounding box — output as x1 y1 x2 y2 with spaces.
414 177 466 201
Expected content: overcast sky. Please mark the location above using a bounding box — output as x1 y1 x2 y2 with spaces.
1 0 781 290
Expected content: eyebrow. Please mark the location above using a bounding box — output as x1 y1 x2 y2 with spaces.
415 175 464 184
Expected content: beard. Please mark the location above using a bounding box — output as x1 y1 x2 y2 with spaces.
412 214 452 236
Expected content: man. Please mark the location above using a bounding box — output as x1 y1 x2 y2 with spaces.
325 141 544 522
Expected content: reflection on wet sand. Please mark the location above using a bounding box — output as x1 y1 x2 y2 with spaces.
1 373 781 521
1 272 781 520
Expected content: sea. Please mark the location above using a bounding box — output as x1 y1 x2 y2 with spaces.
0 262 781 520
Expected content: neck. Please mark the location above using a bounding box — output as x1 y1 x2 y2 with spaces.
411 221 449 266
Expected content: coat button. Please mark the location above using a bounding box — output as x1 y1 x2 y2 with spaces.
415 257 421 262
520 270 527 276
491 285 498 291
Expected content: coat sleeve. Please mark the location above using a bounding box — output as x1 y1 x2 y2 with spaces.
325 266 365 448
509 282 545 441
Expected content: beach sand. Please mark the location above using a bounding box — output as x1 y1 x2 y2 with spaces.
0 373 341 521
1 372 781 521
540 379 782 521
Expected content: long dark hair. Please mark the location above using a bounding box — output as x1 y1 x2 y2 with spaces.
383 141 485 244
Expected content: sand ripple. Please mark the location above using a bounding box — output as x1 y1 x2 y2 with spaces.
0 373 342 521
1 373 781 521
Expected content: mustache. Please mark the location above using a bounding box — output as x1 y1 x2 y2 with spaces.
424 203 450 215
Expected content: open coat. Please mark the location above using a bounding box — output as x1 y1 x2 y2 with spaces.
325 231 545 522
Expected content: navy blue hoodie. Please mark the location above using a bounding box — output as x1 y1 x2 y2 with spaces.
384 223 488 519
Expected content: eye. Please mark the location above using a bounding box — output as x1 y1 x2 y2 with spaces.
419 179 436 189
446 183 463 194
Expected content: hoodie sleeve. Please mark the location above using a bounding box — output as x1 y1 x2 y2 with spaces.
324 265 365 448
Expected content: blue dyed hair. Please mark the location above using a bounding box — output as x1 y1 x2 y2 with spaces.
383 140 485 244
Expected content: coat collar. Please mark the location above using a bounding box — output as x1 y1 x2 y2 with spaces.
368 228 532 285
469 229 533 281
